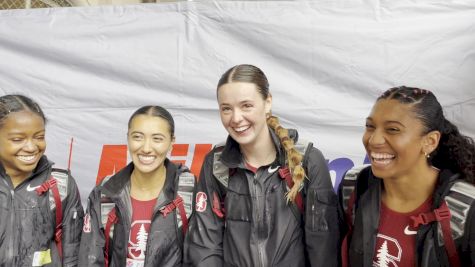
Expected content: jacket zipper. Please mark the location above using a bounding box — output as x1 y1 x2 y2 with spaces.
8 189 15 265
252 172 265 267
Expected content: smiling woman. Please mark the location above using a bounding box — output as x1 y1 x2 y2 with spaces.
0 94 84 266
184 64 341 267
340 86 475 267
79 105 196 267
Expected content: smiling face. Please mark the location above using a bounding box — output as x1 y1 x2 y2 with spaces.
0 110 46 182
128 114 174 176
217 82 272 148
363 99 437 180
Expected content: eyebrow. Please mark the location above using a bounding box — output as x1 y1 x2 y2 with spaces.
130 131 166 137
365 118 406 127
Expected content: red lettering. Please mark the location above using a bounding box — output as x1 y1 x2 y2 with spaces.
95 145 127 185
190 144 212 179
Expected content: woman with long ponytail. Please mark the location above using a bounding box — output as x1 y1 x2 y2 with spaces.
185 64 340 267
340 86 475 266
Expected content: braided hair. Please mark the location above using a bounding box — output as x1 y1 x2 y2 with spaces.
379 86 475 183
217 64 306 201
0 94 46 127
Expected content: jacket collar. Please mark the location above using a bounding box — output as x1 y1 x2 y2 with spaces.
220 127 298 168
0 155 52 185
102 158 179 202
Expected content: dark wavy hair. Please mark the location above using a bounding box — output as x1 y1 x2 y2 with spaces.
379 86 475 183
128 105 175 138
0 94 46 127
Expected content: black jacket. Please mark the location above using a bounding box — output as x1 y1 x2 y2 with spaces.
0 156 84 267
79 159 194 267
184 129 341 267
340 166 475 266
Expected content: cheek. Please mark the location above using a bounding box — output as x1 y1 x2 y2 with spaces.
220 113 230 126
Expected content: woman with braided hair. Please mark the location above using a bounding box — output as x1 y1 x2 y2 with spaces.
0 94 84 266
184 64 340 266
339 86 475 266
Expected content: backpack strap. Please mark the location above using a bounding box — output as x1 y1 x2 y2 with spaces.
339 164 370 267
98 175 116 267
176 171 196 235
410 200 460 267
35 168 69 259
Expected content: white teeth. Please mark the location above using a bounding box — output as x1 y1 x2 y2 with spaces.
234 126 250 133
371 152 395 160
17 155 36 162
138 155 156 164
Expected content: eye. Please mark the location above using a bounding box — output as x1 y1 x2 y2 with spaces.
131 134 143 141
153 136 165 142
10 137 24 143
220 106 231 113
35 135 45 141
365 123 375 130
242 103 253 109
386 127 400 134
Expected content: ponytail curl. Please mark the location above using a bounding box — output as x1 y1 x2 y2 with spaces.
267 115 306 202
431 119 475 183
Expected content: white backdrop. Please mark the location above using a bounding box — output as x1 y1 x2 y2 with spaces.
1 0 474 203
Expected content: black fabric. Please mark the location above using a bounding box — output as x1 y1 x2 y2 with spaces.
0 155 84 267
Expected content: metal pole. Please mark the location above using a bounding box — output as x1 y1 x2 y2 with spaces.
25 0 32 9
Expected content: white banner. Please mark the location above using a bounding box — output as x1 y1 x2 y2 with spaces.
1 0 474 203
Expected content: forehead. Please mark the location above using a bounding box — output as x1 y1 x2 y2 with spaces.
217 82 262 104
129 114 170 133
369 99 422 125
0 110 45 133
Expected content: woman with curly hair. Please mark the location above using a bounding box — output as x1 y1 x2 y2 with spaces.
340 86 475 266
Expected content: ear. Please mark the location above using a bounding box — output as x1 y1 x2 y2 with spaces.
422 130 441 155
170 135 176 150
264 94 272 114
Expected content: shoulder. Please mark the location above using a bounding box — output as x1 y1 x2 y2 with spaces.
444 179 475 240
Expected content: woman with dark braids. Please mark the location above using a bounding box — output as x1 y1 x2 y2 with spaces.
184 64 340 266
0 95 84 266
339 86 475 267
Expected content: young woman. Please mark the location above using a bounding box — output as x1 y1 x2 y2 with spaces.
0 94 84 266
184 64 340 267
340 86 475 266
79 105 195 267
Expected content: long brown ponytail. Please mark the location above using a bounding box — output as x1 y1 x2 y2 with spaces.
267 115 306 201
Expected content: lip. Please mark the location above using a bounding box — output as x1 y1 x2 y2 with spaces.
137 155 156 165
232 125 251 134
369 151 396 168
16 154 39 164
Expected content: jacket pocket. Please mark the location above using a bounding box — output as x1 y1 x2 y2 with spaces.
225 188 252 222
307 189 338 232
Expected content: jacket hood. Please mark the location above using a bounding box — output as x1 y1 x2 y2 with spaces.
101 158 181 202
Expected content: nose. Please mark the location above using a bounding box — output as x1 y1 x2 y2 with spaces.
231 109 243 124
367 129 385 146
23 139 37 152
142 138 152 153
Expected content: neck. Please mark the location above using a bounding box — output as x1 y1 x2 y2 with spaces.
130 164 166 200
382 164 438 213
240 129 276 168
5 169 30 188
